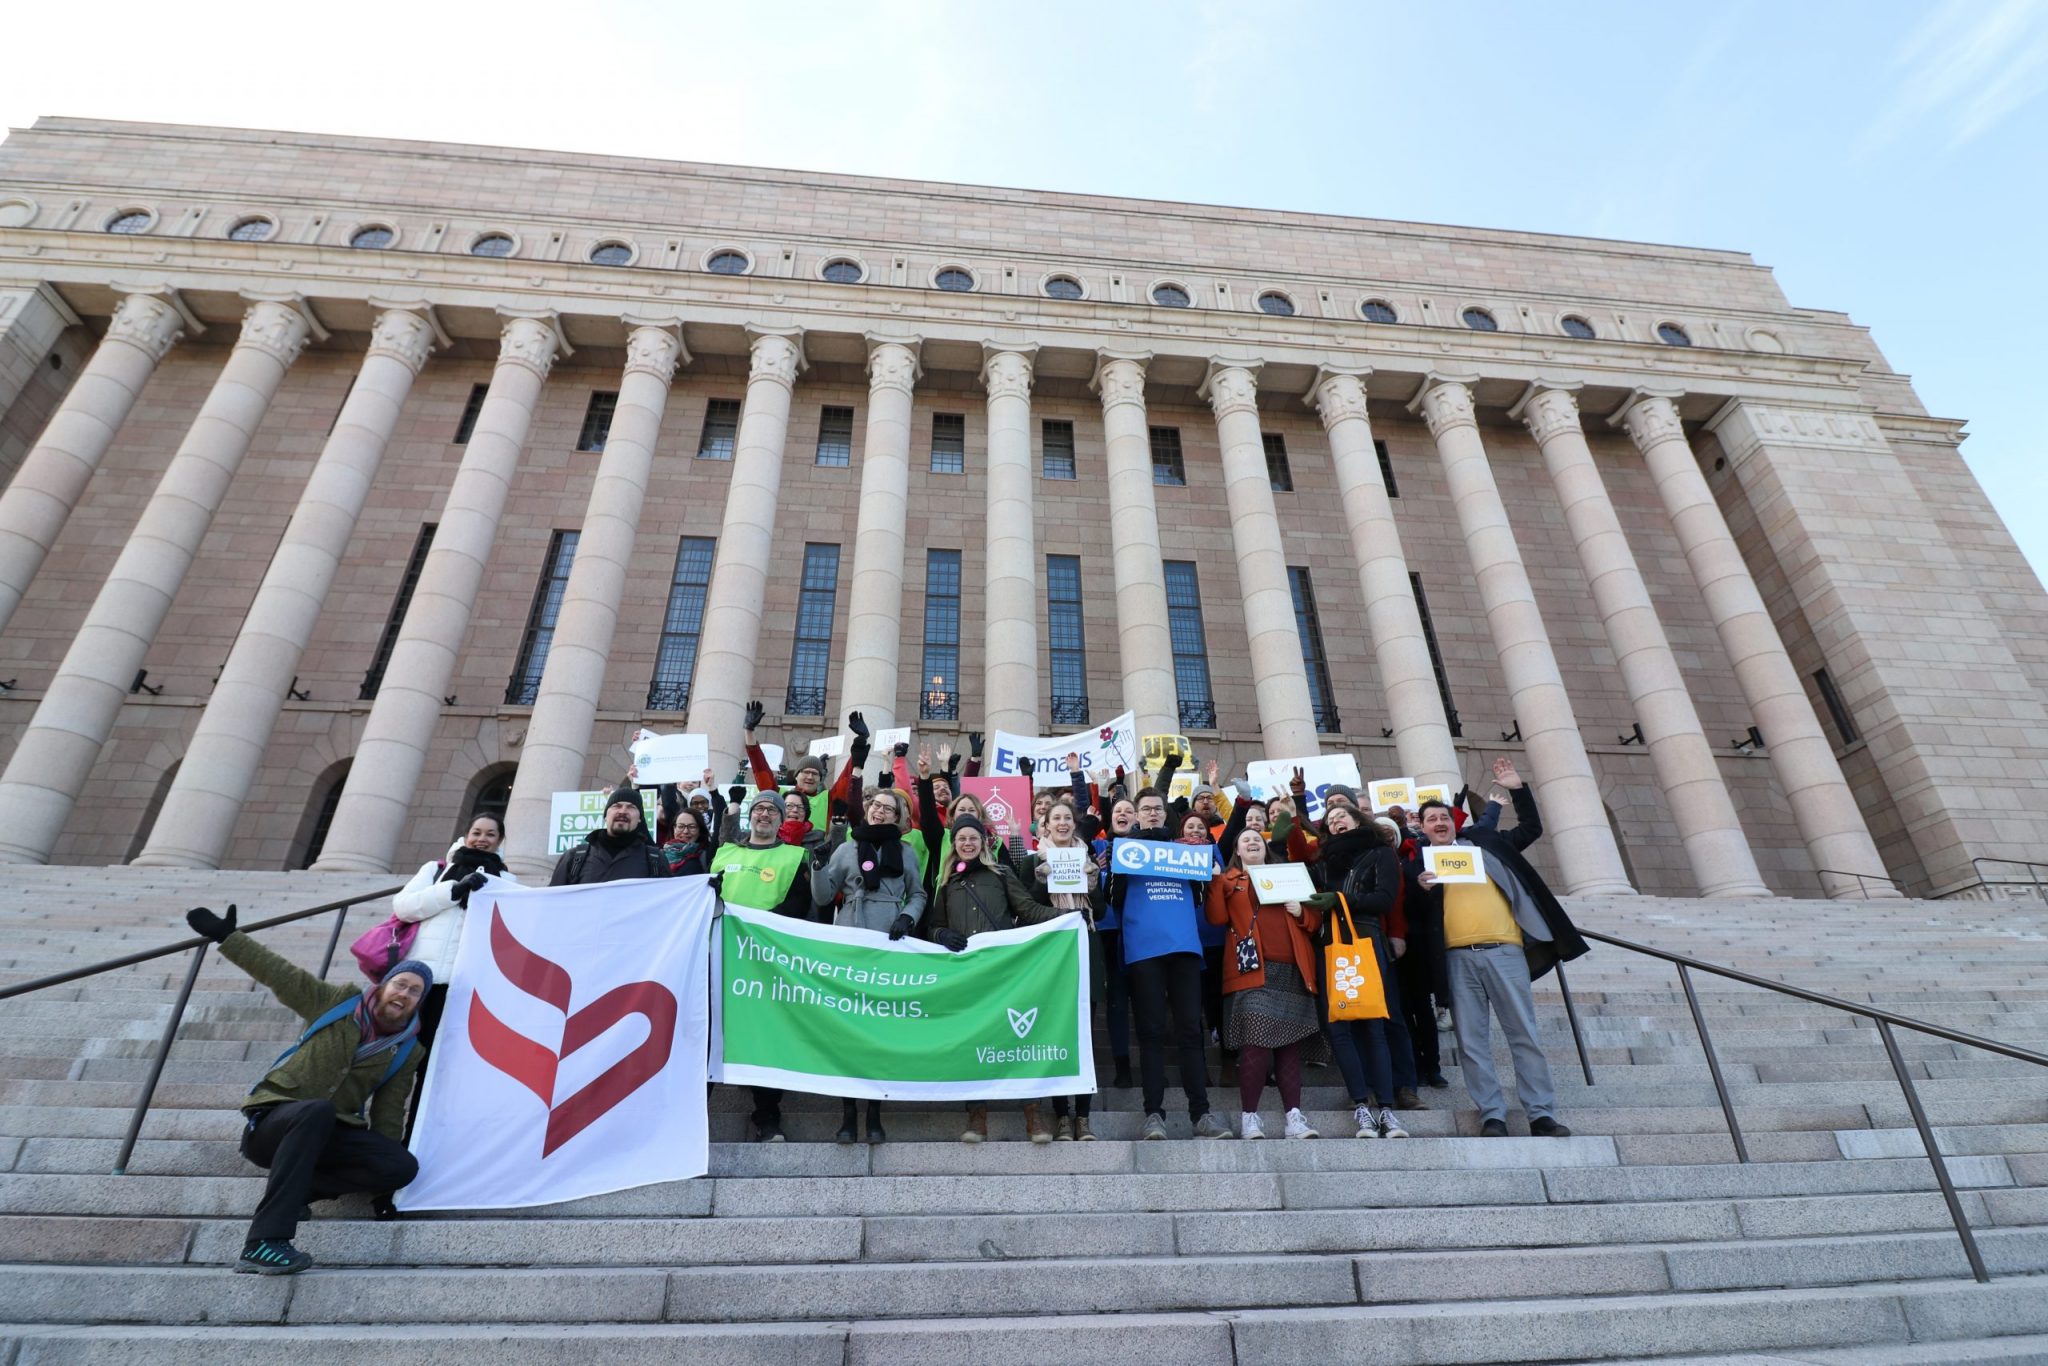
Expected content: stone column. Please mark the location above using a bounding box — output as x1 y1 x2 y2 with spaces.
685 329 803 776
981 346 1040 737
837 336 919 730
1308 367 1460 790
1413 377 1633 895
1617 391 1893 898
0 298 311 865
1515 384 1769 898
310 314 561 873
500 323 683 880
0 291 186 635
133 307 437 869
1201 361 1318 758
1091 352 1178 742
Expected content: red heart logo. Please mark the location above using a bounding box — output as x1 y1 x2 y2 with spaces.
466 905 678 1157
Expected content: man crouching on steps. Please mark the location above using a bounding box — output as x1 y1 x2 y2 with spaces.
185 902 427 1275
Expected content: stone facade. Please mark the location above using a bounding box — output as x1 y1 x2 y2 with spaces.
0 117 2042 896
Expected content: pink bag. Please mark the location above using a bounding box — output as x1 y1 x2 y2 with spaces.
350 914 420 982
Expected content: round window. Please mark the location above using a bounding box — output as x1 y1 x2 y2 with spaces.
1044 275 1084 300
1461 307 1499 332
1151 283 1192 308
1560 315 1596 339
1360 298 1398 324
226 216 274 243
1257 292 1296 316
350 225 395 250
935 267 974 292
471 233 515 258
821 259 863 284
1657 322 1693 347
105 211 152 235
589 242 632 266
707 250 750 275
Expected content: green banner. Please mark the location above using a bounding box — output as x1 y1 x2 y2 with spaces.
712 905 1094 1100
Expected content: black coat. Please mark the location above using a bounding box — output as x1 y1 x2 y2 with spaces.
1403 785 1588 980
550 827 668 885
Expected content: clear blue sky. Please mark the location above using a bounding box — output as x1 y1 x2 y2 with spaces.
6 0 2044 580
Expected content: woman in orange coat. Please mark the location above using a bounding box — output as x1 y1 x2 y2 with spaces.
1206 829 1333 1139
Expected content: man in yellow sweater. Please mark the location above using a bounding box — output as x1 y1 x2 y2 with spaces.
1410 757 1589 1139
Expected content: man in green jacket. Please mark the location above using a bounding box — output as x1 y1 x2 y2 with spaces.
185 903 427 1275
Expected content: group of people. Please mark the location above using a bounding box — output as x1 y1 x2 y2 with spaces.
190 704 1588 1276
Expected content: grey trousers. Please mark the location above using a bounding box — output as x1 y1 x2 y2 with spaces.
1447 942 1556 1123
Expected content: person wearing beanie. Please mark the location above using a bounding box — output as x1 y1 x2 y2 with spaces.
549 785 668 886
181 903 429 1276
711 783 818 1143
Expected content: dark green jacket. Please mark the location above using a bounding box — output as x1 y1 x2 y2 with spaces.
222 932 423 1140
929 862 1060 941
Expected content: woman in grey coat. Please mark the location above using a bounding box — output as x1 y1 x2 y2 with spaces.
812 787 926 1143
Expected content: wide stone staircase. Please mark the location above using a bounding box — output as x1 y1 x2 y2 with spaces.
3 867 2048 1362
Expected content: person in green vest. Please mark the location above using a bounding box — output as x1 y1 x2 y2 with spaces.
710 789 817 1143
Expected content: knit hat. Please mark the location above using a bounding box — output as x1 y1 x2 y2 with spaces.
1192 784 1218 803
950 813 989 842
748 789 786 819
381 958 433 992
605 784 642 814
793 755 826 777
1374 815 1401 840
1323 783 1359 810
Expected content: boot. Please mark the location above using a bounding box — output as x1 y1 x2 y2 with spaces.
1394 1087 1427 1111
1111 1056 1134 1089
865 1099 886 1145
960 1105 988 1144
1071 1115 1095 1142
1053 1115 1073 1141
1023 1102 1053 1145
836 1099 859 1145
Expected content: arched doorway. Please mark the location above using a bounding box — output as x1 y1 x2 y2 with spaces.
288 759 352 870
124 761 181 864
457 763 517 844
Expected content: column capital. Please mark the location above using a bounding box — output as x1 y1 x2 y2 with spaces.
622 324 685 384
1305 366 1373 429
1408 374 1480 437
745 327 806 389
233 298 314 368
366 307 437 376
1509 384 1584 444
980 344 1036 401
865 334 922 394
1199 360 1262 419
494 313 566 382
103 290 189 361
1089 351 1151 407
1610 388 1687 448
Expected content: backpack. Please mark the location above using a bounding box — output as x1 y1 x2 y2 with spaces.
252 997 416 1118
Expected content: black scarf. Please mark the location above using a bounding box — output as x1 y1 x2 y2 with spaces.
1317 828 1377 885
443 844 507 881
589 824 652 852
853 823 905 892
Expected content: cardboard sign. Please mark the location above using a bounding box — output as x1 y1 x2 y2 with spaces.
1111 838 1216 883
1043 844 1091 894
1411 784 1452 811
807 734 844 759
1368 777 1415 811
990 711 1139 789
548 789 660 856
1141 733 1193 774
959 776 1036 851
1245 754 1363 822
629 731 709 785
1248 861 1317 904
1426 845 1488 884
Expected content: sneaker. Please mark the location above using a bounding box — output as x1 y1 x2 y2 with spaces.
1353 1103 1380 1139
1192 1112 1236 1140
1140 1112 1169 1141
1239 1111 1266 1140
1283 1108 1319 1140
1479 1117 1509 1137
755 1117 786 1144
236 1239 312 1276
1377 1107 1409 1139
1529 1116 1573 1138
1393 1087 1427 1111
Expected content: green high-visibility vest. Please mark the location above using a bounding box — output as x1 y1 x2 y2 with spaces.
711 841 808 911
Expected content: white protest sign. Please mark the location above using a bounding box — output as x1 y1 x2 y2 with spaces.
873 726 912 753
758 744 785 773
1044 844 1091 895
1426 845 1489 884
1249 861 1317 905
1368 777 1416 811
1411 783 1453 811
990 711 1139 789
808 734 844 759
629 731 709 785
548 789 659 856
1245 754 1363 822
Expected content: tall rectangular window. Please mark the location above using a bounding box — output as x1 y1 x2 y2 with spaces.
452 384 488 444
1041 419 1077 480
360 524 436 700
576 391 618 453
1150 426 1186 486
1289 567 1339 732
1375 438 1400 496
920 549 961 721
786 543 841 715
696 398 741 460
1264 432 1294 492
506 530 579 705
1164 560 1216 729
327 376 356 436
1047 554 1089 724
647 536 716 711
1409 572 1462 737
930 412 966 474
815 405 854 467
1814 666 1860 745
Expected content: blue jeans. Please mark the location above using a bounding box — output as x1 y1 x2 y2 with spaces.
1323 928 1415 1103
1447 942 1557 1123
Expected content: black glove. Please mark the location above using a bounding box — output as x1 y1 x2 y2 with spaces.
969 731 985 758
888 913 916 941
892 741 909 758
1016 755 1034 777
878 768 895 789
847 710 870 740
933 926 970 953
743 700 766 732
707 871 725 898
946 751 963 776
728 782 745 805
451 870 488 907
186 903 238 943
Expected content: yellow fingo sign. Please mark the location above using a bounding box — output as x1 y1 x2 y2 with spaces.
1426 846 1488 884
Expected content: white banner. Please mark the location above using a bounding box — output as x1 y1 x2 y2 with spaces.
397 877 715 1212
989 711 1139 788
1246 754 1363 822
807 729 907 766
629 730 709 785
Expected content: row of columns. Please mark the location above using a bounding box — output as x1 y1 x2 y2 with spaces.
0 298 1892 898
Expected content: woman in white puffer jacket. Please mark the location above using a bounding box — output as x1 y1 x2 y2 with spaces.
391 811 516 1051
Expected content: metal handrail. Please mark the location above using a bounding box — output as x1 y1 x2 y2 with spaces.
0 883 400 1174
1971 857 2048 901
1814 867 1906 899
1567 925 2048 1283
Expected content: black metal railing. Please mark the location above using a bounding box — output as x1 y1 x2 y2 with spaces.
504 678 540 706
919 690 958 722
1313 703 1342 734
1969 857 2048 902
784 686 826 717
1178 699 1216 729
0 884 401 1175
1049 693 1090 726
1543 925 2048 1284
1815 867 1906 899
646 681 690 712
